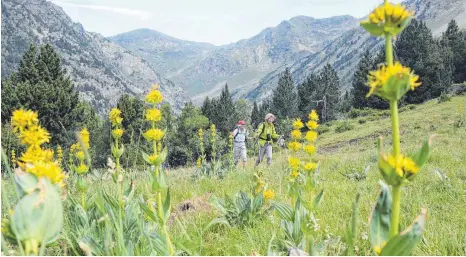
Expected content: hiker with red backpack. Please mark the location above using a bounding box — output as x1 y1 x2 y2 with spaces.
231 120 249 169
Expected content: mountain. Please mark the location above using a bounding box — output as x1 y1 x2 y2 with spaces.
1 0 189 114
111 15 359 103
108 29 217 78
243 0 466 102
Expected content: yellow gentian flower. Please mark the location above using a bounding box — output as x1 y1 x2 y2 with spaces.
145 108 162 122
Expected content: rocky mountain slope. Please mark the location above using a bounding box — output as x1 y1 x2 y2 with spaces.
111 15 359 103
243 0 466 102
1 0 188 113
108 29 217 79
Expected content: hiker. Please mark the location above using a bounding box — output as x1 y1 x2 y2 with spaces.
255 113 281 167
232 120 248 168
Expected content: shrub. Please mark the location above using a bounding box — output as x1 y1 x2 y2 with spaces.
335 121 355 133
438 93 452 103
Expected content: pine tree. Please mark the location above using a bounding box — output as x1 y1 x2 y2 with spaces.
351 49 389 109
16 44 39 85
271 68 298 119
210 84 237 134
298 73 319 116
1 78 19 123
315 64 340 122
442 20 466 83
396 20 450 103
250 101 261 128
201 96 213 121
258 98 272 125
6 44 81 145
117 94 145 143
352 50 373 109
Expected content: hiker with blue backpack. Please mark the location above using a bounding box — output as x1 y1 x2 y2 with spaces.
231 120 249 168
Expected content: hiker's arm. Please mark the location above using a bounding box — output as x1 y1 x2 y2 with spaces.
254 124 262 138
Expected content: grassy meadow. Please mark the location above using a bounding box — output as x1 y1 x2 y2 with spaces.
3 95 465 256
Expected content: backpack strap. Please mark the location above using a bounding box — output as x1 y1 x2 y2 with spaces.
258 122 267 140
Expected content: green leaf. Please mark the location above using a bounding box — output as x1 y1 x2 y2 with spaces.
380 209 427 256
11 178 63 245
163 189 171 222
272 202 294 221
369 181 391 252
204 217 231 232
253 192 264 211
411 137 432 169
139 202 157 223
155 147 168 166
312 189 324 209
360 22 384 36
14 169 39 197
346 193 360 256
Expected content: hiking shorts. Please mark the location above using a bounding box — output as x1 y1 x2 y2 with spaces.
233 142 247 163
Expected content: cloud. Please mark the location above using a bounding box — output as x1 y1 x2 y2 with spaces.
51 1 151 20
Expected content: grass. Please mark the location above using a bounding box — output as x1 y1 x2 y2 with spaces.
2 95 466 256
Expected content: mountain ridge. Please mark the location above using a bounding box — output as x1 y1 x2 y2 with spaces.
1 0 189 113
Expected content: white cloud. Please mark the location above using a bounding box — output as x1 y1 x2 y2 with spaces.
50 1 150 20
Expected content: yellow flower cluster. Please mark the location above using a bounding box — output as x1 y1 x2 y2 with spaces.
302 110 319 173
109 108 123 126
263 189 275 201
196 157 201 168
143 128 165 142
70 128 91 175
109 108 124 141
11 109 65 184
144 84 165 165
145 84 163 104
384 154 419 177
210 124 216 138
11 149 17 168
56 146 63 165
367 62 421 100
361 3 413 36
145 108 162 122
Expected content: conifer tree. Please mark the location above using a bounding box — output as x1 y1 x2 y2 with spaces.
442 20 466 83
3 44 81 145
250 101 261 128
272 68 298 119
315 64 340 122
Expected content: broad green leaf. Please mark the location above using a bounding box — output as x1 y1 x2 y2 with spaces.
272 202 294 221
369 181 391 252
253 192 264 211
139 202 157 223
14 169 38 197
380 209 427 256
204 217 231 232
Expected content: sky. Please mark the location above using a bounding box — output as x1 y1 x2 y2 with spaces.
51 0 402 45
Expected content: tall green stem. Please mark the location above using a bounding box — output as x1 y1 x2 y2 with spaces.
387 28 402 238
81 191 86 210
390 101 401 157
385 34 393 66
